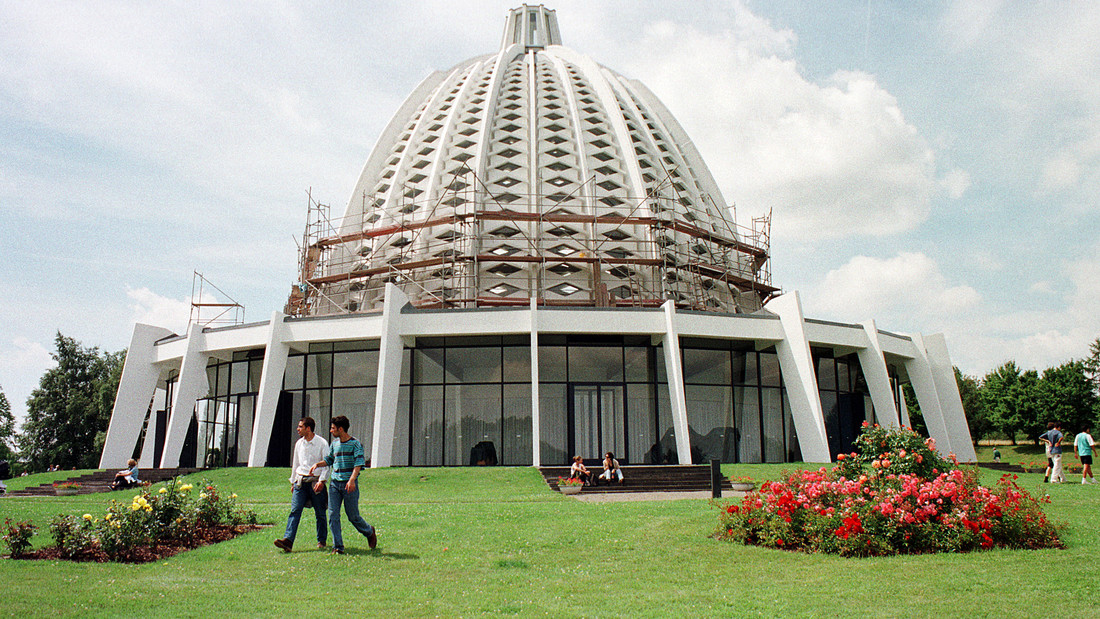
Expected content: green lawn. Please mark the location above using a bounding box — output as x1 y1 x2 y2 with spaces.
1 464 1098 618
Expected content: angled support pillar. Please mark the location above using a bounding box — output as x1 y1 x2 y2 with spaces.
138 386 166 465
161 323 209 468
897 382 912 427
661 301 692 464
247 312 291 466
765 292 831 462
529 297 541 466
923 333 976 462
858 320 900 428
904 333 952 456
371 283 409 468
99 324 175 468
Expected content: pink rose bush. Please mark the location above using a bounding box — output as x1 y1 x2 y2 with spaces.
717 424 1063 557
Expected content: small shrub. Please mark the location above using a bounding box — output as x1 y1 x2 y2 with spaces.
49 514 97 559
2 518 37 558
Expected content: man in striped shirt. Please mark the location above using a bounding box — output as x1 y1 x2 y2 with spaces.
309 415 377 554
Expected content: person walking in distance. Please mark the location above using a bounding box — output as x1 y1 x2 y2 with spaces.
309 415 378 554
1075 424 1097 484
274 417 330 552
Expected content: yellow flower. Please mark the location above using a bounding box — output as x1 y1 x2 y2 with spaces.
82 514 92 521
105 513 113 520
144 505 152 512
158 487 168 494
231 493 238 499
199 492 207 499
130 503 140 511
180 484 193 491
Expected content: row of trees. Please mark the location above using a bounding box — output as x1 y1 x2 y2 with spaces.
909 338 1100 444
0 333 124 474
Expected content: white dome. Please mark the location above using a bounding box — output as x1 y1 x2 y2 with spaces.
293 5 775 316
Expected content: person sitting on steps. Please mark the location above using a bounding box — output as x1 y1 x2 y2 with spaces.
598 451 623 485
110 459 140 490
569 456 592 486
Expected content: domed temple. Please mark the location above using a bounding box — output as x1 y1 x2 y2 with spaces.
101 5 975 470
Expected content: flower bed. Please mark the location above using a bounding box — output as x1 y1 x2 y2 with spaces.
717 424 1063 557
3 479 261 563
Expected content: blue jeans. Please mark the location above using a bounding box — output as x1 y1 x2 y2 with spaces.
284 481 328 545
328 479 374 550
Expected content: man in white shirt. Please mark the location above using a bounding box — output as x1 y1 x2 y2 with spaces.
274 417 331 552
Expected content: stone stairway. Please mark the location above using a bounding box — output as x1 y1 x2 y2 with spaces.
6 468 201 497
539 464 733 494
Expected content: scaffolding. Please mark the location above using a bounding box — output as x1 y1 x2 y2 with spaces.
190 271 244 328
286 170 776 318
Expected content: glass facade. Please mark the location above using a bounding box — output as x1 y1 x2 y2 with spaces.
156 334 882 469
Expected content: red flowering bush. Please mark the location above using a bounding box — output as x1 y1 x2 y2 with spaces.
717 425 1063 556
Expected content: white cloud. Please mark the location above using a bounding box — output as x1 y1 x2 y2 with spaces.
939 168 971 199
127 288 191 335
807 252 980 321
0 337 55 428
628 9 936 240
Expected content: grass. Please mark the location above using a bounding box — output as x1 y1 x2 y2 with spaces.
1 464 1099 618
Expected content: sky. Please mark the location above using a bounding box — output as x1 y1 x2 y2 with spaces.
3 1 1099 427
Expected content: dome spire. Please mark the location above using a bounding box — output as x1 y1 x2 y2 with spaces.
501 5 561 50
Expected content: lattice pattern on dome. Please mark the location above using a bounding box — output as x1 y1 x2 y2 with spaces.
286 5 776 318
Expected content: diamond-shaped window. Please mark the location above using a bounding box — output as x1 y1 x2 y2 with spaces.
546 225 578 237
436 230 459 241
547 177 570 187
489 244 521 256
443 196 466 207
494 193 520 204
594 165 617 175
548 244 577 257
486 263 522 276
503 113 521 121
500 124 521 133
498 148 521 158
454 152 474 162
435 248 459 258
599 196 625 207
445 180 468 191
608 285 633 299
496 162 520 172
407 173 427 184
390 236 412 248
545 112 564 121
547 161 571 171
606 248 633 259
412 159 431 169
488 283 520 296
545 148 569 158
597 180 620 191
602 229 631 241
546 135 567 144
459 126 477 136
546 193 571 204
500 135 520 145
489 225 521 238
456 140 476 149
548 283 582 297
606 266 634 279
587 127 606 136
495 177 520 187
592 151 614 162
547 263 582 276
545 123 565 132
403 188 424 198
399 203 419 215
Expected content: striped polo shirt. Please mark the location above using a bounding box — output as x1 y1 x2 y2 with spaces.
324 437 366 481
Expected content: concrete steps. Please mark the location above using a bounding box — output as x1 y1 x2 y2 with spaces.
6 468 201 497
539 464 733 494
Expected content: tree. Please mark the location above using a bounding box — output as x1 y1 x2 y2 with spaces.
981 361 1041 444
18 333 125 471
1036 360 1099 434
0 385 16 464
1085 336 1100 397
956 368 992 443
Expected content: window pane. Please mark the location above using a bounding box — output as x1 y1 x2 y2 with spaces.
816 356 837 390
538 346 566 382
656 384 675 463
304 388 331 422
837 359 851 392
283 355 304 390
503 383 532 465
306 353 332 389
413 348 445 384
411 385 444 465
503 345 531 383
230 361 248 395
445 384 501 466
759 352 781 387
761 387 785 463
446 347 502 383
623 346 651 382
682 348 730 385
736 386 762 463
333 350 378 387
627 383 655 464
538 383 567 465
821 390 839 456
249 359 263 392
686 384 735 462
391 386 411 466
333 387 375 464
567 346 623 382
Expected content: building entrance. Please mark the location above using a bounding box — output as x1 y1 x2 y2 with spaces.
568 383 627 462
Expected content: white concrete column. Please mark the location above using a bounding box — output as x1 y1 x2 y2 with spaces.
904 333 951 457
529 297 541 466
161 323 210 468
99 324 175 467
898 382 912 427
923 333 977 462
858 320 900 428
765 292 831 462
371 283 409 468
247 312 291 467
661 301 692 464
